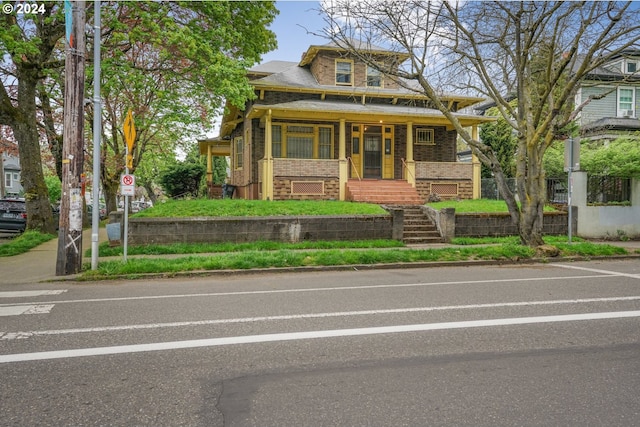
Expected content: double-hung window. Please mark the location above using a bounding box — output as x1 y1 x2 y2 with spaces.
366 65 383 87
618 87 636 117
336 60 353 85
234 137 243 169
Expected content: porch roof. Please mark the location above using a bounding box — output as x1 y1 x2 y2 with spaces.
246 99 494 129
198 137 231 156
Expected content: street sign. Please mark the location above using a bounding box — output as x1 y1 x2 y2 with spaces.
121 173 135 196
124 109 136 152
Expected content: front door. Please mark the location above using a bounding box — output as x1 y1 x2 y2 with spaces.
363 127 382 178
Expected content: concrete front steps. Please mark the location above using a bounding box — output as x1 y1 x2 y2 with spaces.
396 205 444 244
346 179 424 205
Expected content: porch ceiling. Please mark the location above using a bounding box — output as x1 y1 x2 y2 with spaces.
247 99 494 129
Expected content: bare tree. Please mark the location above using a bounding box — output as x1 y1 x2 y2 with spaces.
322 0 640 246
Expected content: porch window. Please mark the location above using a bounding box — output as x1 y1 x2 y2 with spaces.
272 123 334 159
618 87 635 117
415 128 435 145
319 127 332 159
272 125 282 158
367 65 383 87
234 137 243 169
336 60 353 86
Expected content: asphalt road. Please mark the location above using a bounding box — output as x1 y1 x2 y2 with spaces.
1 259 639 426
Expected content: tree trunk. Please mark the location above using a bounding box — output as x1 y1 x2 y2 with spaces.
13 74 55 233
103 176 120 216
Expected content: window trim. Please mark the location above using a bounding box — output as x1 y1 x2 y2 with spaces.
624 59 638 74
415 128 435 145
271 123 335 159
335 59 354 86
234 136 243 170
617 86 636 118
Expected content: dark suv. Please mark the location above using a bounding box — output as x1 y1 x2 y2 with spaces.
0 198 27 233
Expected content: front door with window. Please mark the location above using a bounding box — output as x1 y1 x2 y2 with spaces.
364 133 382 178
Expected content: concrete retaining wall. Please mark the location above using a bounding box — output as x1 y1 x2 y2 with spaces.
126 213 402 245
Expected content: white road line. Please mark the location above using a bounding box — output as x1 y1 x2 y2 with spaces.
0 305 54 317
551 264 640 279
0 274 614 308
0 290 66 298
1 310 639 364
3 296 640 341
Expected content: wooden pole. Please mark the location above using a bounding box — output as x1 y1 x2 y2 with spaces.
57 1 86 276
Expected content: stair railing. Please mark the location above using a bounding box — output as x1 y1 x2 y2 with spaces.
401 158 415 183
347 157 362 181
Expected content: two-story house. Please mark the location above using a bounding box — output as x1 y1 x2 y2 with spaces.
575 50 640 142
1 152 22 198
200 41 491 204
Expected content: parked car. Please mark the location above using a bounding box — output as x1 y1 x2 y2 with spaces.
0 198 27 233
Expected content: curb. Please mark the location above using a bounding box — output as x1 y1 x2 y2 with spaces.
53 253 640 282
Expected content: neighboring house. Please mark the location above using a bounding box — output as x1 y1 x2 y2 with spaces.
1 152 22 197
200 40 490 204
576 50 640 142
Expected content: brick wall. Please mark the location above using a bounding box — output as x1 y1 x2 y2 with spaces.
454 212 570 237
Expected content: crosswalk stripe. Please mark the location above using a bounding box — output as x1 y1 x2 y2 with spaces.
0 305 55 317
0 290 67 298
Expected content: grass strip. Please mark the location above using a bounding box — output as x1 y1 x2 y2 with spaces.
80 242 629 279
132 199 387 218
92 239 405 257
0 231 56 257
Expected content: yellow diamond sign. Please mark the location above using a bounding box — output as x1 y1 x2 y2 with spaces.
123 109 136 152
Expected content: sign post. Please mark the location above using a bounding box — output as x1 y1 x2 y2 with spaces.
564 137 579 244
122 110 136 261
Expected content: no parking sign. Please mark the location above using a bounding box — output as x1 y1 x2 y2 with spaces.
121 174 135 196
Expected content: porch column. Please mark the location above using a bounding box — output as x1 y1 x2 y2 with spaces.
339 118 347 201
472 124 481 199
206 145 213 198
406 122 416 186
262 110 274 201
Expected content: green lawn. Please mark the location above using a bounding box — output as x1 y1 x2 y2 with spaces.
133 199 387 218
427 199 556 213
0 231 56 257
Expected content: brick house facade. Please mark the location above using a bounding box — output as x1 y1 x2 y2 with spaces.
200 41 491 203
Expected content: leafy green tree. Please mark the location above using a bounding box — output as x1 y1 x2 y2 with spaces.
0 3 65 232
87 1 277 213
479 107 517 178
159 162 206 198
44 175 62 204
581 138 640 178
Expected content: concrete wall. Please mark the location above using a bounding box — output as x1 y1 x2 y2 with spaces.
424 206 572 240
573 172 640 239
127 213 402 245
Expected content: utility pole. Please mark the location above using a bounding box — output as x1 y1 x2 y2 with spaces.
57 1 86 275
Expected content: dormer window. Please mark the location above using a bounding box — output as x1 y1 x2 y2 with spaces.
335 60 353 86
367 65 383 87
626 60 637 74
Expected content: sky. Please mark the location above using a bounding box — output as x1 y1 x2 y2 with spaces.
261 1 328 63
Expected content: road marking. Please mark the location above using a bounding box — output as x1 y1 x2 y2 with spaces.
0 305 54 317
0 290 66 298
3 295 640 341
551 264 640 279
0 274 615 308
1 310 639 364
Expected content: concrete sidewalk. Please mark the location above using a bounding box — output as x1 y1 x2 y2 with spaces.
1 229 639 286
0 227 107 286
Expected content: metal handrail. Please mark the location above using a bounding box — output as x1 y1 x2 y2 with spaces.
401 158 415 182
347 156 362 181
